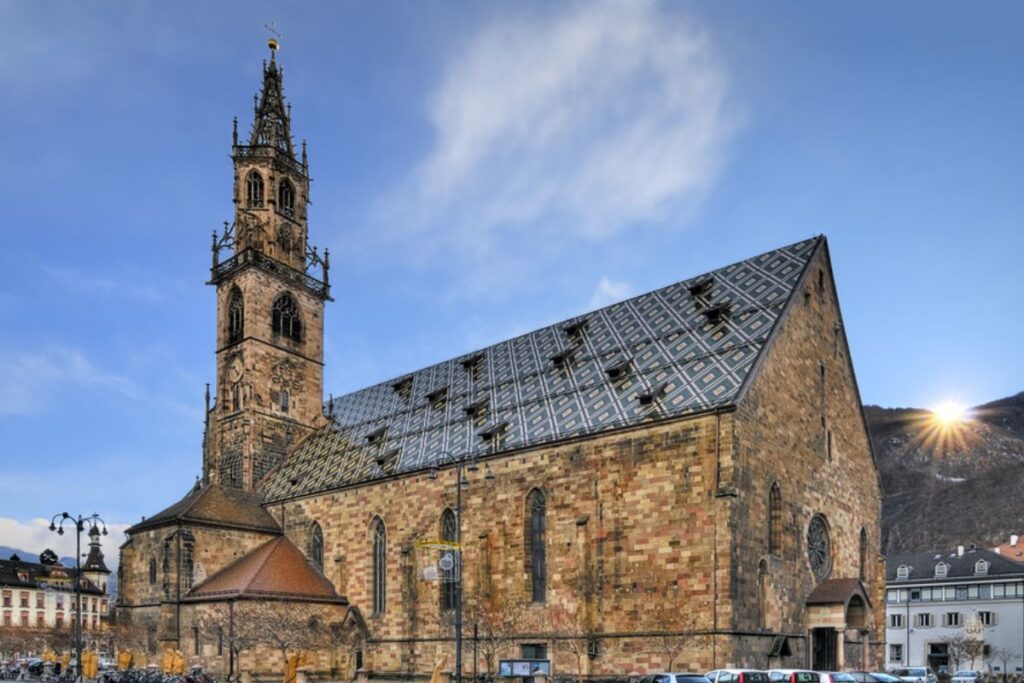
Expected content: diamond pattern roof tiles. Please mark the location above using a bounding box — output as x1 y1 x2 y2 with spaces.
260 238 820 503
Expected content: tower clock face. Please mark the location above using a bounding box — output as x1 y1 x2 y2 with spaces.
228 356 243 383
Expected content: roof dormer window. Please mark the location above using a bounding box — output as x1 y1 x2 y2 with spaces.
427 387 448 409
392 377 413 403
605 357 632 382
896 564 911 580
366 427 388 447
975 559 989 576
637 382 667 406
935 563 948 578
462 354 484 382
563 320 588 346
465 397 489 419
688 277 714 300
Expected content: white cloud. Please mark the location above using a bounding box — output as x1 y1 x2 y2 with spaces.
375 1 737 291
589 277 633 309
0 517 128 570
0 345 137 416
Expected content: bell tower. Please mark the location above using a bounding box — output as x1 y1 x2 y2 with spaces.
205 41 332 491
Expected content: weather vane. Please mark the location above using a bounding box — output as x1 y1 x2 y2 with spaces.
264 22 281 52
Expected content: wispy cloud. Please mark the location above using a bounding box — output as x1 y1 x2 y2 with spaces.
0 345 138 416
589 277 633 309
374 1 737 295
41 265 164 302
0 517 128 571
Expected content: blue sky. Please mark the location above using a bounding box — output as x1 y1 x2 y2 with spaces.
1 1 1022 553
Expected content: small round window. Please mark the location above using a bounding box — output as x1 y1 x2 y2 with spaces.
807 514 833 581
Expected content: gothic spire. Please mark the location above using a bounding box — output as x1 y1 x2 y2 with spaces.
249 47 295 157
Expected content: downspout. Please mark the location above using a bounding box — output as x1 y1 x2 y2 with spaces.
229 600 236 681
712 410 722 668
176 521 182 648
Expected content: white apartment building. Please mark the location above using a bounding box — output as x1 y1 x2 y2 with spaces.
0 528 111 632
885 546 1024 675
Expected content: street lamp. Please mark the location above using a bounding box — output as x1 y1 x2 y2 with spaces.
49 512 107 683
429 454 495 683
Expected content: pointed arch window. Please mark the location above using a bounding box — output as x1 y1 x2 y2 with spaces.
859 527 869 579
440 509 457 611
227 288 244 344
246 171 264 208
757 559 769 630
272 293 302 342
768 483 782 556
278 179 295 218
371 517 386 616
181 533 195 592
148 558 157 585
310 522 324 570
525 489 546 603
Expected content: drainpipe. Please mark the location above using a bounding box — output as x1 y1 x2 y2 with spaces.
712 411 722 668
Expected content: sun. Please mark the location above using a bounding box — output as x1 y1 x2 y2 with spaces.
931 400 969 427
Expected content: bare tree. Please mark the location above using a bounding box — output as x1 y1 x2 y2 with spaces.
199 607 262 682
231 601 328 683
943 635 986 673
325 608 371 681
640 594 711 671
544 604 594 683
463 592 528 676
987 647 1014 682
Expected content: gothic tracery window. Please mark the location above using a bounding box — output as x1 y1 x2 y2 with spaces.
310 522 324 570
525 489 546 603
246 171 264 208
272 293 302 342
371 517 386 616
768 482 782 556
227 288 244 344
440 509 457 611
807 514 833 581
278 179 295 217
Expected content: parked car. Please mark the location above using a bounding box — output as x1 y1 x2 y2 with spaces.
821 673 856 683
893 668 936 683
950 671 982 683
639 674 711 683
769 670 820 683
706 670 770 683
849 672 903 683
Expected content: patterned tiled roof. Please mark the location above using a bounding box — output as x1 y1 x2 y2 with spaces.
261 237 821 503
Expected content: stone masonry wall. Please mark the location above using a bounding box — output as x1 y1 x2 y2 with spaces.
209 264 325 490
117 523 278 644
276 413 735 679
729 244 885 669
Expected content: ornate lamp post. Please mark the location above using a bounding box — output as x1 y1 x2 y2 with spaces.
49 512 107 683
430 455 494 683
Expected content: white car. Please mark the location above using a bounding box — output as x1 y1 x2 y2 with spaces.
768 670 820 683
892 668 936 683
706 671 769 683
821 674 856 683
950 671 981 683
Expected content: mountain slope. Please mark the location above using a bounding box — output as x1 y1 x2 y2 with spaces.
866 392 1024 553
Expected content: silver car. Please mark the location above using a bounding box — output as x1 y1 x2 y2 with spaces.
892 668 936 683
950 671 981 683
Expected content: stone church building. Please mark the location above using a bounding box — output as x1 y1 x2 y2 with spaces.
116 47 885 679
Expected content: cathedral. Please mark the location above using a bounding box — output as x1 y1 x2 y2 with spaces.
116 46 885 680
